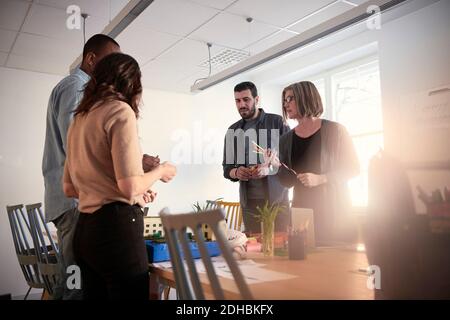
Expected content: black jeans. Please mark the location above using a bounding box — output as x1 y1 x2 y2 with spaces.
242 199 290 233
73 202 149 299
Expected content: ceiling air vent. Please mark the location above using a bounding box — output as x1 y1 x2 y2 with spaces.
199 48 250 72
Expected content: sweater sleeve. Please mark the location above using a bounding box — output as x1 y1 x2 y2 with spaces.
104 103 144 180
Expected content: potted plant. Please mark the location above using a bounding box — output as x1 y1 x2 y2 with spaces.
255 201 286 256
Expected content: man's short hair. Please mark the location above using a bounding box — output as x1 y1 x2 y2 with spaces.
234 81 258 98
82 34 119 59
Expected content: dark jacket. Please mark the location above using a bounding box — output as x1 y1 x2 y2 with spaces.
222 108 290 208
278 119 359 230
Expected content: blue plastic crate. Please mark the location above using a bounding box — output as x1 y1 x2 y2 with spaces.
145 240 221 263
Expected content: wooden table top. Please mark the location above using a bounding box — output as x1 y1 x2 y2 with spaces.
149 247 374 300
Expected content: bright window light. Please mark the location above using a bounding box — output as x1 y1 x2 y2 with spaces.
288 58 384 207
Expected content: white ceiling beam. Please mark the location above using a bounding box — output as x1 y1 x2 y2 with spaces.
190 0 408 92
69 0 154 72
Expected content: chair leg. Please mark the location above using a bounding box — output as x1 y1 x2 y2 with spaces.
23 287 32 300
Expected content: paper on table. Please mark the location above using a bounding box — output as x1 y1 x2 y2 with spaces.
245 267 297 284
153 257 297 284
197 257 296 284
152 261 173 269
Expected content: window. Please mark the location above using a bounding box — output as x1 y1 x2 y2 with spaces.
288 58 383 207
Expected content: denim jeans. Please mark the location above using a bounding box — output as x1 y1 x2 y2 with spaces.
53 207 83 300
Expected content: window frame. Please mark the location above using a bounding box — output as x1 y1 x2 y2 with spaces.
285 55 383 208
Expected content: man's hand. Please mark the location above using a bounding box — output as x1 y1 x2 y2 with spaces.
250 164 269 179
142 154 160 173
235 166 252 181
297 173 327 188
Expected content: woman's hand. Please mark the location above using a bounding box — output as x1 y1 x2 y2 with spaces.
297 173 327 188
159 161 177 183
263 148 280 168
135 190 157 207
143 189 157 203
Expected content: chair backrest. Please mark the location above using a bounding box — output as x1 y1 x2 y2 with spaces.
205 200 220 210
160 209 253 300
216 201 243 231
26 203 63 298
6 204 45 290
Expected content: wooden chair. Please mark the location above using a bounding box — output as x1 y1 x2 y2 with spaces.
216 201 243 231
160 209 252 300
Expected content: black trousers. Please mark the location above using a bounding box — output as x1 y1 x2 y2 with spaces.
73 202 149 299
242 199 290 233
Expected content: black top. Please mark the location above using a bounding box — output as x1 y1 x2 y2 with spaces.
291 129 323 208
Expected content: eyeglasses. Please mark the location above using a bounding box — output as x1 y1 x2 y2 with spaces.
283 95 295 105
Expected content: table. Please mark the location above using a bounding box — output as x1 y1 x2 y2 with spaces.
149 247 375 300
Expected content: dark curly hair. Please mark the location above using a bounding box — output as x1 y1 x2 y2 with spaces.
75 52 142 117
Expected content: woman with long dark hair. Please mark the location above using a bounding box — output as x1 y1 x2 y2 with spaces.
63 53 176 299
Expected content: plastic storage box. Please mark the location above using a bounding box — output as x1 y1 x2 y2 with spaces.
145 240 221 263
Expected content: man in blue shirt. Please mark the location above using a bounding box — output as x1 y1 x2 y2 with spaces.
42 34 120 299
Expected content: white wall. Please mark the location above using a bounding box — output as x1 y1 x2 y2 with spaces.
138 77 245 215
379 0 450 162
0 66 248 296
0 67 63 297
378 0 450 213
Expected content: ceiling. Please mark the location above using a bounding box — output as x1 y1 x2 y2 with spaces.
0 0 369 93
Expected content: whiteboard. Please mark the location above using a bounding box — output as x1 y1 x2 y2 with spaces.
396 84 450 162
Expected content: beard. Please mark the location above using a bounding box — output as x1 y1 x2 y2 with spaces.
239 102 257 120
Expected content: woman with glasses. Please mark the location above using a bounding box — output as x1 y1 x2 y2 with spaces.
63 52 177 299
267 81 359 245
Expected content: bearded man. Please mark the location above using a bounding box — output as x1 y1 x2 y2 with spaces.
222 81 290 233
